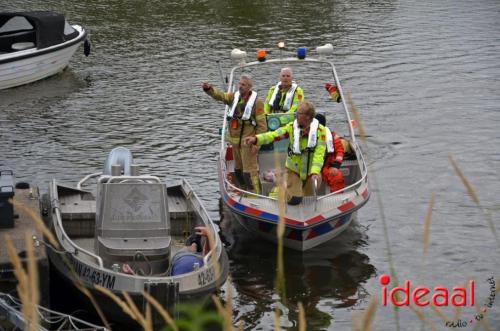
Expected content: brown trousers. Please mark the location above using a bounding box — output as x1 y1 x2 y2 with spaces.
232 144 258 173
285 169 321 198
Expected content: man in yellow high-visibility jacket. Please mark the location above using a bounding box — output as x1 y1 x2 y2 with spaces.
244 101 326 205
203 75 267 194
264 68 304 114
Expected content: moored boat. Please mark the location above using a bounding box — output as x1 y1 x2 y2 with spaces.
216 43 370 251
0 11 90 90
42 147 228 327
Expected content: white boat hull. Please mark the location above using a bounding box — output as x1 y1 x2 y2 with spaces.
232 211 357 251
0 26 85 90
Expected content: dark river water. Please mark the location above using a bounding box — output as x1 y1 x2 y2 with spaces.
1 0 499 330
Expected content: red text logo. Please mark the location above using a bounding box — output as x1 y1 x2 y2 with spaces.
379 274 475 307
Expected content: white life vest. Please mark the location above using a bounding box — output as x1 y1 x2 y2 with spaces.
325 127 334 153
228 91 257 121
268 82 298 111
292 118 319 154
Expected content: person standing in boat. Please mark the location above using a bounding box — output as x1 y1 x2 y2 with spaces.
244 101 327 205
264 67 304 114
203 75 267 194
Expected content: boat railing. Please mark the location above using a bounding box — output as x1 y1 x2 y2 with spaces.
313 177 318 211
222 169 267 203
221 149 368 208
318 143 369 201
51 179 104 268
77 171 102 189
78 173 163 188
101 175 162 184
0 292 109 331
224 56 357 144
203 249 213 266
179 179 223 266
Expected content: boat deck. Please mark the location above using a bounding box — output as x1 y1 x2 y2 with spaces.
72 236 189 264
57 183 207 268
59 188 191 219
230 189 356 221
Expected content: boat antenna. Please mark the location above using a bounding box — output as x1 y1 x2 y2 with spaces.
278 41 285 61
216 60 227 90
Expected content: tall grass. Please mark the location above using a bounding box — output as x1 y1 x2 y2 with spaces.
5 232 39 331
348 93 385 330
352 296 378 331
9 197 112 329
422 193 435 256
274 153 287 305
449 155 499 248
212 278 234 331
11 198 58 248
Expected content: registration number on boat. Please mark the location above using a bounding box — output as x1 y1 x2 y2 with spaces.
198 267 215 286
72 259 116 289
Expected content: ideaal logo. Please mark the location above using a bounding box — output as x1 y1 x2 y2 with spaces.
379 274 475 307
379 274 496 328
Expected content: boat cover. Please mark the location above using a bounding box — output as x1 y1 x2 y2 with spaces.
0 11 78 49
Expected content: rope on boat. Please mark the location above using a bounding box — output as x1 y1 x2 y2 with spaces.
35 237 67 254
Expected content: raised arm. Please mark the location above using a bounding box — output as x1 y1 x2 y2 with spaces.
203 82 234 106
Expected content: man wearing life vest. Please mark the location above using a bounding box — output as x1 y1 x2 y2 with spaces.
264 68 304 114
203 75 267 194
244 101 327 205
316 114 345 193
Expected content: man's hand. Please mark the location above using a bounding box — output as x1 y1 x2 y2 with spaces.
195 226 209 237
243 136 257 146
311 174 320 183
202 82 211 91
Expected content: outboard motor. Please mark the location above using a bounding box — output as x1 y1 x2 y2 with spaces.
102 147 133 176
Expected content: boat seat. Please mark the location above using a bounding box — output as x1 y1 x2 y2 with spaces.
0 30 35 52
11 42 35 51
98 237 171 257
97 236 171 273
